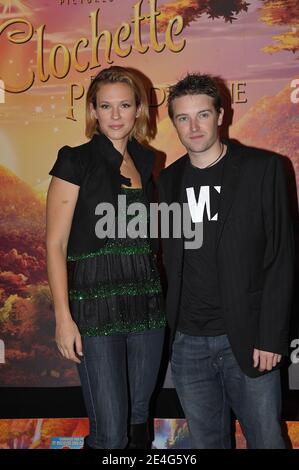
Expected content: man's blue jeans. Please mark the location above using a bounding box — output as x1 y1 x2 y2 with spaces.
77 328 165 449
171 332 285 449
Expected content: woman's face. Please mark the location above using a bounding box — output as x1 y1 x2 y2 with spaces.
91 82 140 146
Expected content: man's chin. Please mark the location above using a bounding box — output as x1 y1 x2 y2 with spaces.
188 144 207 154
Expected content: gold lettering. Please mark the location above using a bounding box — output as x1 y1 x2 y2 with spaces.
165 16 186 53
90 9 113 69
235 82 247 103
0 5 187 97
230 81 247 104
72 38 90 72
113 23 132 58
49 44 71 79
36 25 50 82
132 1 148 54
148 0 165 53
0 18 35 92
67 83 85 121
150 87 166 107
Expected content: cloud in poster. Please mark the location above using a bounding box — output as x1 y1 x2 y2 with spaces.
237 62 299 81
0 129 17 174
0 0 32 18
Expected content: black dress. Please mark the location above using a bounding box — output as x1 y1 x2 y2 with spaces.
67 181 166 336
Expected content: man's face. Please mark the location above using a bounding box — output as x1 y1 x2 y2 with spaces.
172 93 224 156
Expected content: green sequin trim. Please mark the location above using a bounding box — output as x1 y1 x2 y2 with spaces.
67 241 151 262
69 278 162 301
80 315 166 337
120 187 143 194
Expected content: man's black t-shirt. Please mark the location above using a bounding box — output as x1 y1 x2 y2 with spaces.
178 151 228 336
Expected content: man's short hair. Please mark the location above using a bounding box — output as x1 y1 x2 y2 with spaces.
167 73 222 120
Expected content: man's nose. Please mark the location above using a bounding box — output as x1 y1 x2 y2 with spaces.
190 118 199 132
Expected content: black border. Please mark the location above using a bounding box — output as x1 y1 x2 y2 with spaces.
0 387 298 420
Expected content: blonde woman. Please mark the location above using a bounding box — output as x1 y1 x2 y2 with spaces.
46 66 165 449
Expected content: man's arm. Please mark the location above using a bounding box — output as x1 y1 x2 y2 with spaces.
255 155 295 363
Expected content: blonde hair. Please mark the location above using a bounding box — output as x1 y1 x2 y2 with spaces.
85 66 151 142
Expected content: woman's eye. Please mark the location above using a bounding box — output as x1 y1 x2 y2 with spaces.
100 104 109 109
121 103 131 108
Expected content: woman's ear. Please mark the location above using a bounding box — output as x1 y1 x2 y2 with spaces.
90 102 96 120
136 105 141 118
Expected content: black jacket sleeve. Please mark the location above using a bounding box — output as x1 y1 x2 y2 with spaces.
257 155 295 354
49 146 83 186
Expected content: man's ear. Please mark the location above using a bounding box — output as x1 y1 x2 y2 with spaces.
218 107 224 126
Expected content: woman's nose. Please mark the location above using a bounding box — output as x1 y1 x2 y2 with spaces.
112 107 121 120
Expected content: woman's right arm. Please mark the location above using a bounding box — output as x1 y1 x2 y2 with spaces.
46 176 82 364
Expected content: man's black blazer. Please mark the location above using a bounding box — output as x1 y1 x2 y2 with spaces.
158 141 294 377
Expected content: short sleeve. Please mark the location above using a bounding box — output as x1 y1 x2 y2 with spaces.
49 146 82 186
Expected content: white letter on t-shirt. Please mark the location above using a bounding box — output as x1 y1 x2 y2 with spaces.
186 186 210 223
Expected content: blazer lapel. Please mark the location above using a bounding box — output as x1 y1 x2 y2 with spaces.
215 144 243 248
169 155 189 266
171 154 189 204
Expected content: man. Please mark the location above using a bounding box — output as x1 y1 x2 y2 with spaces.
158 73 294 449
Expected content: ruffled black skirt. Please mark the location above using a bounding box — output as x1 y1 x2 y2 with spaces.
66 188 165 336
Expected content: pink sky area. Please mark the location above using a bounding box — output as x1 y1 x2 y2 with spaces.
0 0 297 185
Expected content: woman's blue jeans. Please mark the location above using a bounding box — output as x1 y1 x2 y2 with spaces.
77 328 165 449
171 332 285 449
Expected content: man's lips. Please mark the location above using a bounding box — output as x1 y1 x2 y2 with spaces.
189 134 204 140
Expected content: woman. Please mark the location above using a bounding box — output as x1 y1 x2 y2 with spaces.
46 66 165 449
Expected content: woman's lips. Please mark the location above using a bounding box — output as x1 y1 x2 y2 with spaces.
109 125 124 130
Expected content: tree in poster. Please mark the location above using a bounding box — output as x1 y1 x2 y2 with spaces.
157 0 299 55
157 0 251 30
259 0 299 54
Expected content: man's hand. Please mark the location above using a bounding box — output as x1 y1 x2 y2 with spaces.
253 349 281 372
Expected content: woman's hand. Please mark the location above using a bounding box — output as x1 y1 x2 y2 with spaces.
55 317 83 364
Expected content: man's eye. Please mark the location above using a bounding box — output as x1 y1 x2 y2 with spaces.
199 113 209 119
178 116 187 122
